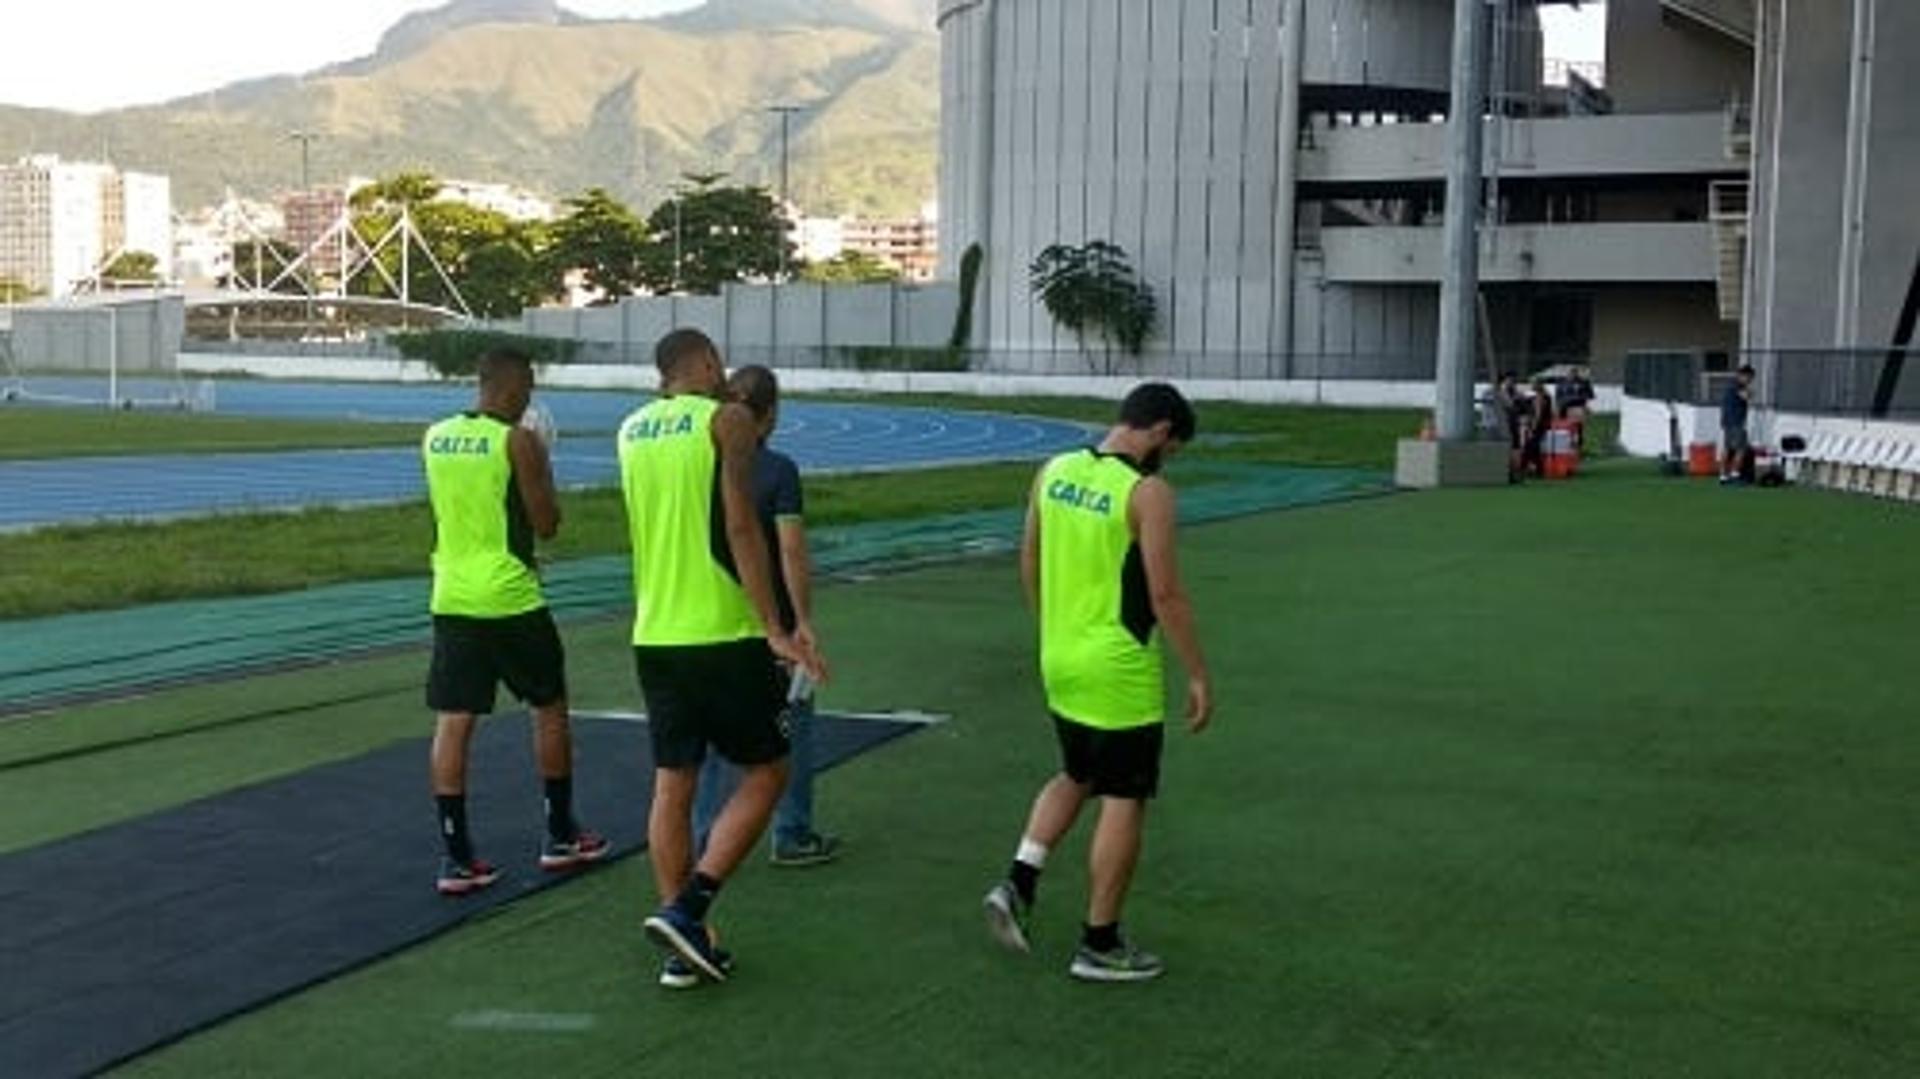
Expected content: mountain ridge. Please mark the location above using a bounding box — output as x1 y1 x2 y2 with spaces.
0 0 940 216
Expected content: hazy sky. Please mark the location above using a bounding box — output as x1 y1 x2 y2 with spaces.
1 1 1607 114
0 0 703 112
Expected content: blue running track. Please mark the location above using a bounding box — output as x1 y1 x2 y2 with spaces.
0 378 1091 530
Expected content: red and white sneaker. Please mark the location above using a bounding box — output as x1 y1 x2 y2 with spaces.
436 857 502 896
539 830 612 872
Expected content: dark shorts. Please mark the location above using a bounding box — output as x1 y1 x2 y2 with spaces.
1054 713 1164 800
633 638 790 769
1724 424 1751 456
427 608 566 715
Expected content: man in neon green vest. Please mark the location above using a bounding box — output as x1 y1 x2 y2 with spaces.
422 348 608 896
619 328 827 986
982 382 1213 982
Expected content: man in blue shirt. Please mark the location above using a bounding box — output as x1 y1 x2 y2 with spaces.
1721 364 1754 483
691 365 840 870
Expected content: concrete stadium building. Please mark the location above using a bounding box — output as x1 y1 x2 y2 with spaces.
936 0 1894 383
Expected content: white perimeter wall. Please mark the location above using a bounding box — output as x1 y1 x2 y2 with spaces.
179 352 1624 412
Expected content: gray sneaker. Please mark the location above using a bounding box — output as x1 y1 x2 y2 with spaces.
1069 940 1164 983
982 881 1032 954
770 831 841 867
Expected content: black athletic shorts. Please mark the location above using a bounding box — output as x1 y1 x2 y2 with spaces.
1054 713 1165 800
633 638 790 769
427 608 566 715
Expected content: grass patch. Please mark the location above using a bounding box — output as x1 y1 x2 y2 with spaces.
0 461 1053 620
5 475 1914 1076
0 400 1422 619
0 407 412 460
807 392 1425 469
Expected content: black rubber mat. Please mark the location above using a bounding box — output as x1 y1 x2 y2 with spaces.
0 712 920 1077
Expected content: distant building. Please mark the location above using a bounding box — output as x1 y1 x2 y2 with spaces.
938 0 1756 378
0 155 173 298
280 187 349 252
175 196 284 288
115 172 175 281
796 215 847 264
843 207 939 282
435 179 555 222
797 204 940 281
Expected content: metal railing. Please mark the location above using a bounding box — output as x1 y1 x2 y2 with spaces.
1624 347 1920 420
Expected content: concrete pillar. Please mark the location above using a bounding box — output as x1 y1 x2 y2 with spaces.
1835 0 1876 347
969 0 998 347
1272 0 1306 376
1435 0 1489 441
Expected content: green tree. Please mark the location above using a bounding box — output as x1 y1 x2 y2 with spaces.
347 174 560 317
223 239 307 294
349 172 444 213
549 187 649 303
637 177 794 295
799 250 901 285
949 242 984 349
102 250 160 283
1029 240 1158 369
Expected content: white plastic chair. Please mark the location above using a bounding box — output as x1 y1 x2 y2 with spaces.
1815 435 1852 488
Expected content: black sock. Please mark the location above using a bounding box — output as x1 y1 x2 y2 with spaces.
1008 860 1041 906
542 776 575 842
1082 922 1122 953
673 871 723 922
436 794 473 864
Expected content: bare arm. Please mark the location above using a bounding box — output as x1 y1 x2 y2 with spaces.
1020 470 1043 611
714 404 825 679
776 517 813 635
507 426 560 539
1132 477 1212 731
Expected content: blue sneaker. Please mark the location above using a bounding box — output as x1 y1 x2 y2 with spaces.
660 948 735 989
643 906 727 983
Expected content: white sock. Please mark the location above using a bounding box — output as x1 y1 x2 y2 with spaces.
1015 837 1050 869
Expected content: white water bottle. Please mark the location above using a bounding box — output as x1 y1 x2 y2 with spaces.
787 666 815 705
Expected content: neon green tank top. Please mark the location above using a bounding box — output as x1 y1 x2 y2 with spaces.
1037 449 1163 729
423 412 544 618
618 395 762 647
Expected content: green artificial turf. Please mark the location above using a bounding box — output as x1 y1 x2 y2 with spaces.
1 469 1912 1075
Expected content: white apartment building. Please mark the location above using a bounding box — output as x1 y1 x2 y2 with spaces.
0 156 174 297
435 179 556 222
119 172 175 281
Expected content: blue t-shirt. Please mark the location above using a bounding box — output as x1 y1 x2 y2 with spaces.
1721 380 1750 429
753 446 804 633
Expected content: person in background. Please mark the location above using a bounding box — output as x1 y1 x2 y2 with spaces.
1495 371 1526 481
692 365 840 868
1559 365 1596 451
1721 364 1755 484
1521 376 1555 477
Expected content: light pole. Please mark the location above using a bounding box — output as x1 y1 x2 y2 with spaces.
767 105 805 282
673 189 685 294
288 130 320 333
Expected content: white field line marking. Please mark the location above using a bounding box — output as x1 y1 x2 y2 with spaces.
578 709 949 726
449 1010 597 1033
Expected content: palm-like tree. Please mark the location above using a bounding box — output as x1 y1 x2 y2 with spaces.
1029 241 1157 372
